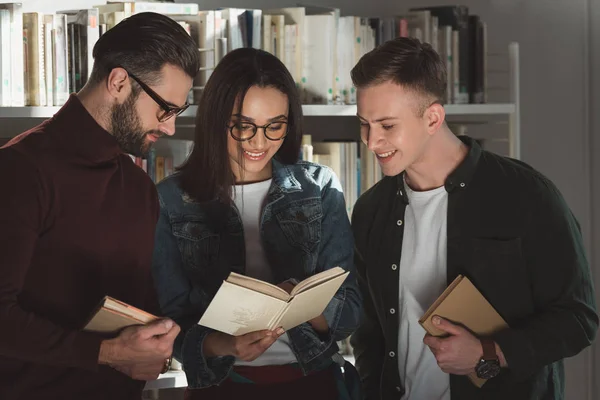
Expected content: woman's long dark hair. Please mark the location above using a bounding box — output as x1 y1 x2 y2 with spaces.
178 48 303 203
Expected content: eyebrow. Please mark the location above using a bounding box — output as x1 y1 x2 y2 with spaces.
356 114 398 123
232 113 288 122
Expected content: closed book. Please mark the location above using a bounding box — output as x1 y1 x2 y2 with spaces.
419 274 508 387
83 296 158 334
199 267 349 336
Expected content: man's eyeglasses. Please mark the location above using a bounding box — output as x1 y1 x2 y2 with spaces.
119 67 189 122
229 121 289 142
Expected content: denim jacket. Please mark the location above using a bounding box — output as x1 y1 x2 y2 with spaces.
151 160 362 388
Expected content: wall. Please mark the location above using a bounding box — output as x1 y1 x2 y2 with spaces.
1 0 597 397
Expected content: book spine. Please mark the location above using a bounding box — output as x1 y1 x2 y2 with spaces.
268 302 291 330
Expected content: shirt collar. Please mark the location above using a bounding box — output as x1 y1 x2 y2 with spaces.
396 135 482 204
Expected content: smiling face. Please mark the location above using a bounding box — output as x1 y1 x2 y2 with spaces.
357 80 438 177
109 63 192 157
227 85 289 183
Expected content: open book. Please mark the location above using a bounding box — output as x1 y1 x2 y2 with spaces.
199 267 349 336
419 275 509 387
83 296 158 334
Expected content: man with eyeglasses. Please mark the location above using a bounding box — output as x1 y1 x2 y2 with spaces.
349 37 597 400
0 12 200 400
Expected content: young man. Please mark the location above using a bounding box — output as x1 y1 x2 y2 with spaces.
350 37 598 400
0 12 200 400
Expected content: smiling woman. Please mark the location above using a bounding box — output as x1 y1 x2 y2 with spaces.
151 48 363 400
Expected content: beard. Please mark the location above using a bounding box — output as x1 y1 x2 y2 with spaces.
109 92 159 157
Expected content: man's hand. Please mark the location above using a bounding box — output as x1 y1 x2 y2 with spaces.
98 319 180 381
203 328 285 361
423 316 484 375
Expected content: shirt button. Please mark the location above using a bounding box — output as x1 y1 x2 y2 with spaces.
390 308 396 314
389 351 396 357
460 182 466 187
391 264 398 271
396 386 402 392
397 220 403 226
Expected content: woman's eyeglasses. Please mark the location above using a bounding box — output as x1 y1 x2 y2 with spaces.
229 121 289 142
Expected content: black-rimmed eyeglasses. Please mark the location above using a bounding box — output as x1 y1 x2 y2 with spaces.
119 66 190 122
229 121 289 142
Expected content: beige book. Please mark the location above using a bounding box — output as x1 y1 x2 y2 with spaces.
83 296 158 334
199 267 349 336
419 275 509 387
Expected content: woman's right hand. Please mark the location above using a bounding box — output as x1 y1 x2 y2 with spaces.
203 328 285 361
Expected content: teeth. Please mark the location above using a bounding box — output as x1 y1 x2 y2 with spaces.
377 150 396 158
245 150 266 157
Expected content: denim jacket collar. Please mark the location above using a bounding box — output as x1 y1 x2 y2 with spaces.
271 159 303 194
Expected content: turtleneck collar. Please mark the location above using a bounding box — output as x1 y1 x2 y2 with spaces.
50 94 122 164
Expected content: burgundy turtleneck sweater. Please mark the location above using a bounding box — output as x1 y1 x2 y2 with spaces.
0 95 160 400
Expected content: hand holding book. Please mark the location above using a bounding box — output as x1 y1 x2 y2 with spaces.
98 318 180 381
423 315 507 376
203 328 286 361
419 275 509 387
83 296 179 380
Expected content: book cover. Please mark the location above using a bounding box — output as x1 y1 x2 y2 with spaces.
83 296 158 334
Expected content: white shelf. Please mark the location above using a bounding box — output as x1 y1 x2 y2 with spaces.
142 354 356 391
0 103 516 119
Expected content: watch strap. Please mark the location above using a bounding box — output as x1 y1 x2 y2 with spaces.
481 338 497 361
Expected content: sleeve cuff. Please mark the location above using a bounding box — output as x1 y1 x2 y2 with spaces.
323 290 347 341
492 327 536 382
181 325 234 388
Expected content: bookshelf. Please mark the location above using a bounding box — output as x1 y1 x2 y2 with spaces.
0 2 521 397
0 43 521 159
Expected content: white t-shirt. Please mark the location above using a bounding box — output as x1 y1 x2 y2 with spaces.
397 179 451 400
232 179 297 366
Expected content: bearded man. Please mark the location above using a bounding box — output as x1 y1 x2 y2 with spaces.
0 12 200 400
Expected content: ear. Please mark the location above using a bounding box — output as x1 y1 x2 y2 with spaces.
424 102 445 135
106 67 131 102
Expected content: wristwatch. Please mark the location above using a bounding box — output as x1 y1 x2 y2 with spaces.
161 356 173 374
475 338 501 379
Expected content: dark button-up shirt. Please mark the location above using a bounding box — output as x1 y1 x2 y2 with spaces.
351 136 598 400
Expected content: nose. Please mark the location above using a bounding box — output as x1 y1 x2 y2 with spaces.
248 128 267 148
367 126 385 152
159 116 177 137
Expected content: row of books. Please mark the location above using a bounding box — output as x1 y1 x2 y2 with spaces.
0 1 488 108
299 134 382 217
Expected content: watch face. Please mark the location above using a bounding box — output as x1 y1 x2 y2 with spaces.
475 360 501 379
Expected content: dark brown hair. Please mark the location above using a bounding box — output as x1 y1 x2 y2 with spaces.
89 12 200 86
178 48 303 203
351 37 447 106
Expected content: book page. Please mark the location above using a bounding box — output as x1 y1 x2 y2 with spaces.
278 271 348 330
199 281 287 336
291 266 345 296
227 272 290 301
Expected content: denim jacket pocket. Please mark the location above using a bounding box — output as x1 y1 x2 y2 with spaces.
275 199 322 253
172 220 220 271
